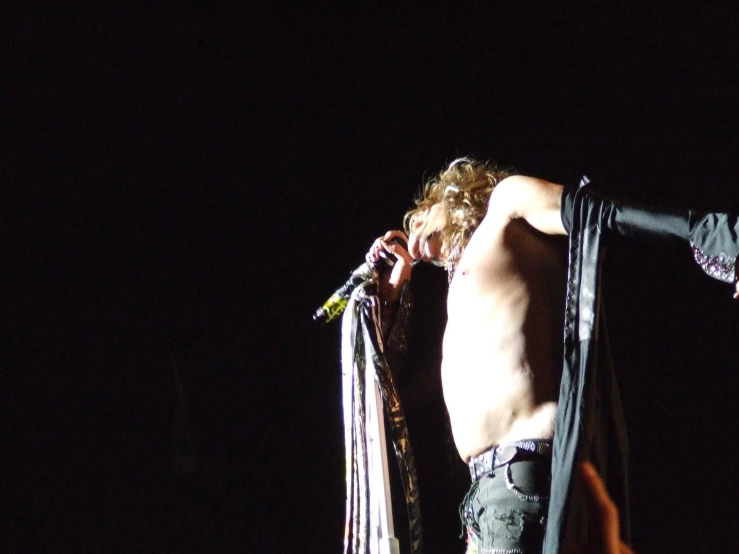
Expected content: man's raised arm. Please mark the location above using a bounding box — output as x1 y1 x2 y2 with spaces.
489 174 739 294
559 181 739 294
487 175 568 236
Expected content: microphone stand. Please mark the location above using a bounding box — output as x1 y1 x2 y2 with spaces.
365 338 400 554
335 241 415 554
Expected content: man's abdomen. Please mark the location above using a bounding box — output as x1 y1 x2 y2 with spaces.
441 294 561 462
442 357 558 462
442 216 566 462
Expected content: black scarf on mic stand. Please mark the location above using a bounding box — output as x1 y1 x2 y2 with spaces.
340 275 422 554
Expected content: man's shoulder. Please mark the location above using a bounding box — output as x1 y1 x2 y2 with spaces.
486 175 567 237
490 175 561 202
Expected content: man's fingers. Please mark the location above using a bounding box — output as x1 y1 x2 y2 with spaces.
383 230 408 243
367 237 386 263
580 462 622 552
381 238 413 263
580 462 615 514
580 463 601 492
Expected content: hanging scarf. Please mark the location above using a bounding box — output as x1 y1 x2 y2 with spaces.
341 274 422 554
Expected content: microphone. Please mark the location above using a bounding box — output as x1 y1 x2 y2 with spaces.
312 238 407 324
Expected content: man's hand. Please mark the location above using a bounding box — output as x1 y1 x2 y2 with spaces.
734 280 738 299
365 231 414 303
564 462 635 554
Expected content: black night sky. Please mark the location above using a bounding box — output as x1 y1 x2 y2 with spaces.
7 7 739 553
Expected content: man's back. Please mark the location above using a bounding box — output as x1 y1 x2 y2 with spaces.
442 211 568 461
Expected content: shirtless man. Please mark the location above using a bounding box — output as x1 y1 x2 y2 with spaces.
365 158 739 553
366 159 569 553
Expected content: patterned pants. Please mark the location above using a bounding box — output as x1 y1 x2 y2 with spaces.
461 457 551 554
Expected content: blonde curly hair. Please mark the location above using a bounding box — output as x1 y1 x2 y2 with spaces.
403 158 514 269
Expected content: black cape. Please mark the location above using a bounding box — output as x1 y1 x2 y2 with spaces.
546 177 738 553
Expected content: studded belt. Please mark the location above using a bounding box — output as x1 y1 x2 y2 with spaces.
468 439 553 482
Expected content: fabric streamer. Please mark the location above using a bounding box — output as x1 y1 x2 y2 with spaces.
341 275 422 554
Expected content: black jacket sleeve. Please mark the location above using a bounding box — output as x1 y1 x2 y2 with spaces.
561 183 739 285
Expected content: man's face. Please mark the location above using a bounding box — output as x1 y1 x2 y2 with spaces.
407 204 446 265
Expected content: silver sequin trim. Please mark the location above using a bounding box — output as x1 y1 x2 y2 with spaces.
691 243 737 284
506 439 552 455
447 243 463 284
478 547 525 554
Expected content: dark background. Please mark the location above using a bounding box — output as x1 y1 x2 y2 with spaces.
7 6 739 553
